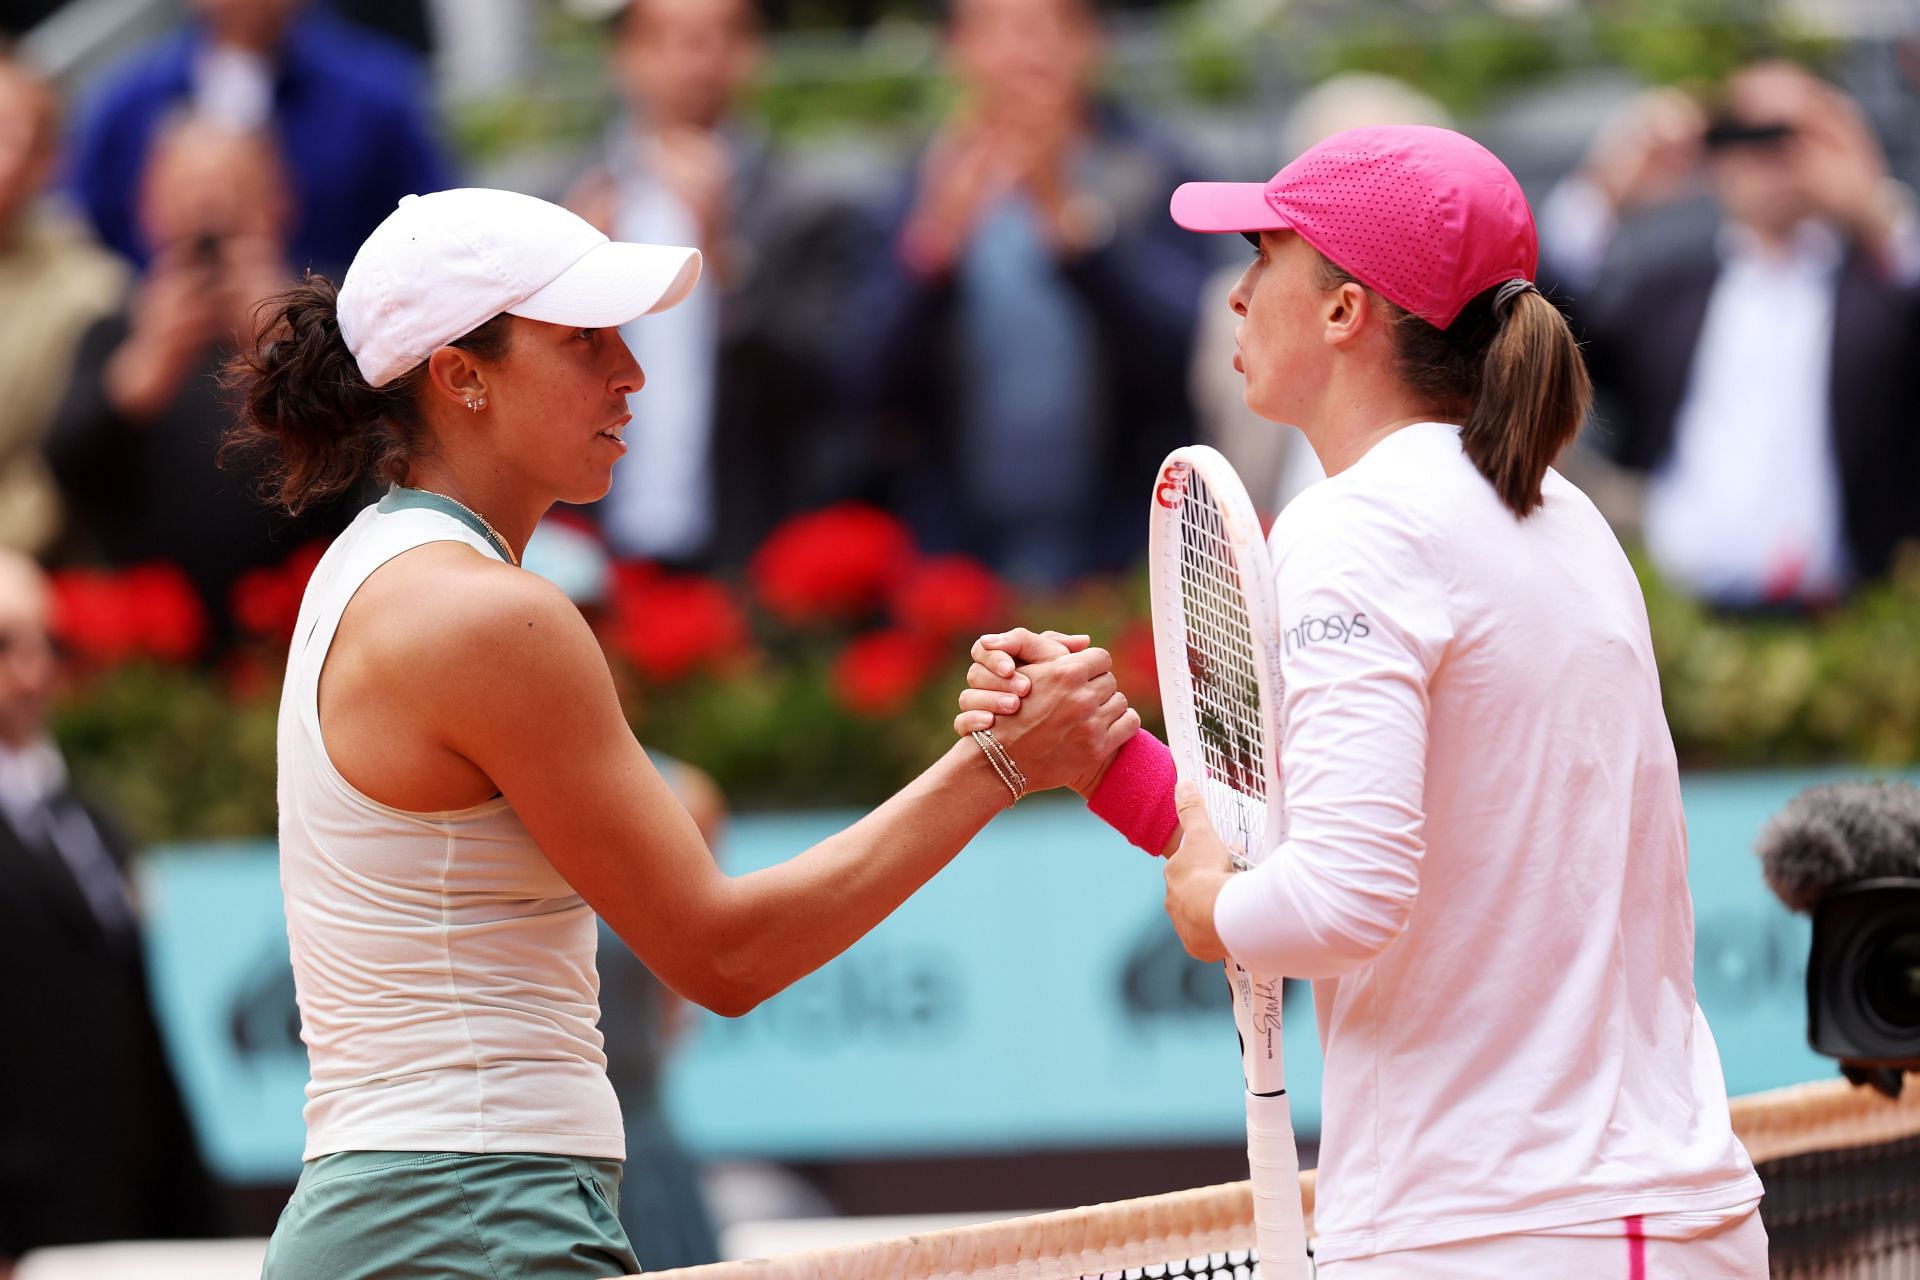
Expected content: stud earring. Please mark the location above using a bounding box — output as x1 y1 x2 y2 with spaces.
466 397 488 413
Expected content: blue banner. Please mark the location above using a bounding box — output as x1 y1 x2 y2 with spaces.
137 769 1904 1183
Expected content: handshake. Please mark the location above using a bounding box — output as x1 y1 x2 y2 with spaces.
947 628 1237 963
948 627 1134 797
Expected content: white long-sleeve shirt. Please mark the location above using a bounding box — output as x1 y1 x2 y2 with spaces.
1214 423 1761 1262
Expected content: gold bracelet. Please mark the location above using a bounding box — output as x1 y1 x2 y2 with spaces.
979 729 1027 798
970 729 1026 806
971 730 1019 802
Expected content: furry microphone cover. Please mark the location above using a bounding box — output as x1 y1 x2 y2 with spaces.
1756 780 1920 914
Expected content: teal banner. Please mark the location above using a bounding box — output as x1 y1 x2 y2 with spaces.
137 769 1902 1183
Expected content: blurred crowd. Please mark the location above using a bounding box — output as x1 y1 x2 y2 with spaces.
5 0 1920 636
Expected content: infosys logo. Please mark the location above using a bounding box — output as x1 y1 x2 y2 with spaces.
1284 612 1370 653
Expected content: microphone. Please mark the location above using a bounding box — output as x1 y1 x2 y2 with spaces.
1754 779 1920 1098
1756 780 1920 914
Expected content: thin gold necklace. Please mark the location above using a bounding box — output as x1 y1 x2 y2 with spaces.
413 487 520 567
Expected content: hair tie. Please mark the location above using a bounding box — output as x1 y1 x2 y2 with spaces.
1493 278 1538 319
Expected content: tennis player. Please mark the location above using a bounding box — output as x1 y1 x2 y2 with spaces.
960 126 1769 1276
226 187 1137 1280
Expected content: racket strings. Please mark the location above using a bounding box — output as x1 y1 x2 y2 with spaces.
1175 471 1270 849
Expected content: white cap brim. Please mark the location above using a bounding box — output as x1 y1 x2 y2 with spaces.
506 240 703 329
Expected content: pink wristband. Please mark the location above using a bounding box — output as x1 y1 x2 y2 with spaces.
1087 729 1179 856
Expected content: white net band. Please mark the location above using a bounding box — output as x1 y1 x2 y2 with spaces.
626 1077 1920 1280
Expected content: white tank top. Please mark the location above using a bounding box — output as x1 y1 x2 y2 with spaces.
277 491 623 1161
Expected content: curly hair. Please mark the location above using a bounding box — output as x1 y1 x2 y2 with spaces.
221 274 512 514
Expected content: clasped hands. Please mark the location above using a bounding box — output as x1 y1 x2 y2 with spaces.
954 628 1236 963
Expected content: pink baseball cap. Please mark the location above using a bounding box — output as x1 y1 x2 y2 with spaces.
1170 124 1537 330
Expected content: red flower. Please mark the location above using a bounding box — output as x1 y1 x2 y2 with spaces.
122 564 207 662
890 555 1009 639
50 563 207 665
609 564 750 683
49 571 128 664
833 629 943 718
231 541 329 644
751 504 917 625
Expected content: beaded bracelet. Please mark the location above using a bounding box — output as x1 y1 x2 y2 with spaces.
970 729 1027 806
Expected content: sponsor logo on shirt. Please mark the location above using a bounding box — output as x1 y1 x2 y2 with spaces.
1284 612 1371 654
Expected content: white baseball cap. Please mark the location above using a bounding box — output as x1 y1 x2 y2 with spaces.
337 188 703 388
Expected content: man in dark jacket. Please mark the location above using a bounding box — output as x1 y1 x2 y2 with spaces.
0 551 222 1268
1541 61 1920 609
852 0 1211 586
567 0 869 569
65 0 451 278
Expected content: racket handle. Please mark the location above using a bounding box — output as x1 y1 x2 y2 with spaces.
1247 1089 1312 1278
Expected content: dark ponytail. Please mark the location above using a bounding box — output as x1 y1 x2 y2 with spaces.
1457 287 1592 517
222 273 512 514
1313 258 1593 518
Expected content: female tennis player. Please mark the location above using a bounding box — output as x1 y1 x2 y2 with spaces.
226 187 1136 1280
961 126 1769 1277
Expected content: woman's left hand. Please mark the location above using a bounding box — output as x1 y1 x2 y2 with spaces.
1164 781 1237 962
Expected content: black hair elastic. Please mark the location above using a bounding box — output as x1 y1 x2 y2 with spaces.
1493 278 1537 319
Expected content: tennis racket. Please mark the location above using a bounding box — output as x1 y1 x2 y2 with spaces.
1148 445 1310 1279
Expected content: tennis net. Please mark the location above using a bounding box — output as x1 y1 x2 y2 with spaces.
629 1076 1920 1280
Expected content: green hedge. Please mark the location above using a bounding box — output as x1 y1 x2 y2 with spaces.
52 555 1920 845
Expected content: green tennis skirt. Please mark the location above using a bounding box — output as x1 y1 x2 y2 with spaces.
261 1151 641 1280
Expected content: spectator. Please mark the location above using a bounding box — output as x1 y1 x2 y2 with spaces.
0 55 126 556
327 0 435 57
1541 61 1920 608
566 0 867 568
46 115 356 645
854 0 1210 585
65 0 451 277
1190 73 1451 521
0 550 222 1269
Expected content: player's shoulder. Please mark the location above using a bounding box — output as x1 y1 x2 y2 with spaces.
1274 440 1448 549
1267 431 1471 600
367 543 593 668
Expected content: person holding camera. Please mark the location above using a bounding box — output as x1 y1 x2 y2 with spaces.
1540 60 1920 611
46 114 356 645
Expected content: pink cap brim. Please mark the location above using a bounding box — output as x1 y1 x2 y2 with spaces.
1169 182 1291 234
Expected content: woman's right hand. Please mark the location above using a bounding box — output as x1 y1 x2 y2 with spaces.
106 245 225 421
979 642 1139 796
1581 87 1706 215
952 627 1085 737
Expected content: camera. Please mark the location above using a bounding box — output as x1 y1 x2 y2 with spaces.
1758 782 1920 1098
1808 881 1920 1073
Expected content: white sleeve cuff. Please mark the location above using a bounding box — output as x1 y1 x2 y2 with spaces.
1214 863 1275 972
